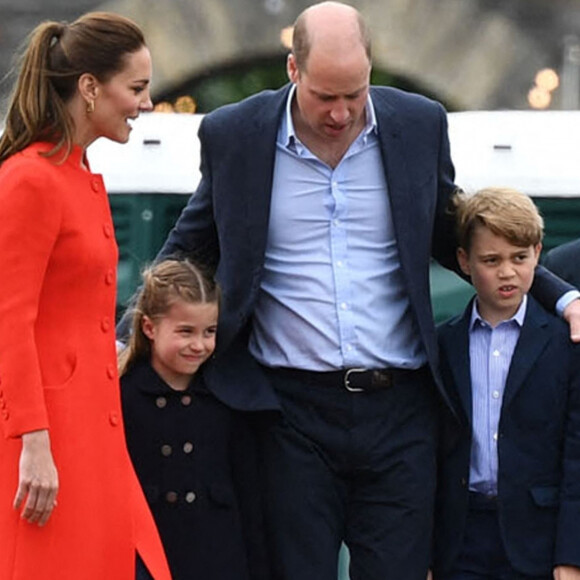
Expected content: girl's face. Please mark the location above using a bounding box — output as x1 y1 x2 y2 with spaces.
142 299 218 391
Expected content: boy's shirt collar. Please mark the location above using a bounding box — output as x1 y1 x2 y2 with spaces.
469 294 528 330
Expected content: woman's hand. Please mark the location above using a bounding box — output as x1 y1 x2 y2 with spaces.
14 429 59 526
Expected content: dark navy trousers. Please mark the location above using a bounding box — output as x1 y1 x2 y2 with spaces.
440 493 552 580
260 366 438 580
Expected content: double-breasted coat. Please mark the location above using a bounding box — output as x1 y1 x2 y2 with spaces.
0 143 170 579
121 359 270 580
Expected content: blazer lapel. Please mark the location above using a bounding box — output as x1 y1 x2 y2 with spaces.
502 297 551 409
444 306 473 425
242 85 292 286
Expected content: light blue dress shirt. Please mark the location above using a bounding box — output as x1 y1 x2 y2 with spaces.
468 295 526 496
249 86 426 371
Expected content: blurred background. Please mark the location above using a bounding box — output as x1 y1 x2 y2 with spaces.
2 0 580 113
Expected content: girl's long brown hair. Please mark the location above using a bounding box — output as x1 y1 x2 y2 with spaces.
118 259 220 376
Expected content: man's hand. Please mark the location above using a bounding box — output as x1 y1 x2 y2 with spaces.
563 299 580 342
554 565 580 579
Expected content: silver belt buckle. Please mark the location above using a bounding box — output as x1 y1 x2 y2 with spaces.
344 368 366 392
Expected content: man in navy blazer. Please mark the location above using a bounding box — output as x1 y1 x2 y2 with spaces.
154 4 578 579
434 188 580 579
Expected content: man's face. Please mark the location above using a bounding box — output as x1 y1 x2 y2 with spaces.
287 44 371 147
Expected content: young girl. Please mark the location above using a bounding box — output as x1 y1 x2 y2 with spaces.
119 259 269 580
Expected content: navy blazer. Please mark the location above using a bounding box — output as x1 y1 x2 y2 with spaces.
434 296 580 577
544 238 580 289
157 84 573 411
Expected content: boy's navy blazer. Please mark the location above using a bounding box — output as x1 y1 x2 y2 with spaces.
158 84 572 412
435 295 580 577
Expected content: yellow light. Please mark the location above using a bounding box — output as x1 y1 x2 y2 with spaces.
154 102 174 113
280 26 294 50
535 68 560 92
528 87 551 109
174 95 197 114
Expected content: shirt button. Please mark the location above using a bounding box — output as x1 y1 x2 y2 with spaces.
340 302 348 310
106 364 115 379
183 442 194 454
181 395 192 406
109 412 119 426
165 491 178 504
156 396 167 409
185 492 196 504
493 432 498 441
492 390 500 399
493 350 500 357
161 444 173 457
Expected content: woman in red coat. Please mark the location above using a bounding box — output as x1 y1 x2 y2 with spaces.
0 13 171 580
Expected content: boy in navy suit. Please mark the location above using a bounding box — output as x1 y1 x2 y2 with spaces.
433 187 580 580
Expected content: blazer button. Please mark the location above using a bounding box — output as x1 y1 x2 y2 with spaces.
165 491 178 504
105 270 115 286
103 224 113 238
461 477 467 487
155 396 167 409
161 444 172 457
91 180 100 193
109 412 119 426
2 410 9 420
106 364 116 379
181 395 192 406
101 317 111 332
185 491 196 504
183 442 194 454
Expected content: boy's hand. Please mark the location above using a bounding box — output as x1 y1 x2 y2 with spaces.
426 570 433 580
563 299 580 343
554 565 580 579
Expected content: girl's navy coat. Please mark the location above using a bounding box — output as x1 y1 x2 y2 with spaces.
121 359 270 580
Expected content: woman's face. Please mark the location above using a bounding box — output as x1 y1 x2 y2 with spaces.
90 45 153 143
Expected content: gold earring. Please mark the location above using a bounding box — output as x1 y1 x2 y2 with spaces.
86 100 95 114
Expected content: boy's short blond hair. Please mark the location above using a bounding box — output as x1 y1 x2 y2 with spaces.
453 187 544 252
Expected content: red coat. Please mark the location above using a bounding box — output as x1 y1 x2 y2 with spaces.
0 143 171 579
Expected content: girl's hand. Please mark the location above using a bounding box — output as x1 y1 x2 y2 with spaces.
14 429 59 526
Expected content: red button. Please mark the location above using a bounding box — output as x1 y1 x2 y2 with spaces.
2 410 9 420
101 317 111 332
91 180 100 193
105 270 114 285
106 365 116 379
103 225 113 238
109 412 119 426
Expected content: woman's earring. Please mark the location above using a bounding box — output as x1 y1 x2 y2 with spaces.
86 100 95 114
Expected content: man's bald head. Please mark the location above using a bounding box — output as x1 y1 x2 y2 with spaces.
291 2 372 72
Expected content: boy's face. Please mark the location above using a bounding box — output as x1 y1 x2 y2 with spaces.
457 224 541 326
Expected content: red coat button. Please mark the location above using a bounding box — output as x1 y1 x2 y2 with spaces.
106 365 116 379
109 412 119 426
101 317 111 332
105 270 114 285
103 224 113 238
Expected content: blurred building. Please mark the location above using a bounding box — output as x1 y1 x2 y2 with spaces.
2 0 580 112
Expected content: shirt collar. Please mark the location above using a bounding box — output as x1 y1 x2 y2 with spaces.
469 294 528 331
280 84 378 152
